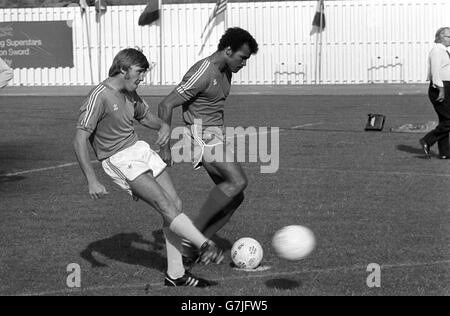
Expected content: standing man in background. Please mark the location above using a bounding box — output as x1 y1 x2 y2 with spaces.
0 57 13 88
420 27 450 159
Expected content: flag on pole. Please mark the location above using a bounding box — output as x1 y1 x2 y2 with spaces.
79 0 88 14
138 0 160 26
201 0 228 38
310 0 326 36
80 0 95 84
95 0 107 23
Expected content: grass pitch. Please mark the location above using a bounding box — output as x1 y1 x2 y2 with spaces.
0 92 449 296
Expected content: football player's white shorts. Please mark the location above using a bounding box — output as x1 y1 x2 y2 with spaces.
102 141 167 196
184 124 231 170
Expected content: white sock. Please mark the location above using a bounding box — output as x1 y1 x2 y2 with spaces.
169 213 207 249
163 227 185 279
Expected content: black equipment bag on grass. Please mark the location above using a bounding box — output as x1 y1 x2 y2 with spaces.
365 114 386 131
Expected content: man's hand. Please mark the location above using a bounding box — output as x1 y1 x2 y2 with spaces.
437 87 445 103
159 146 173 167
156 123 171 148
88 181 109 200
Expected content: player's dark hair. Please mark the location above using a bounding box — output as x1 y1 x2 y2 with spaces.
109 48 150 77
217 27 259 54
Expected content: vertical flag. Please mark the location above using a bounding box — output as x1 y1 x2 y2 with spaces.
310 0 326 36
79 0 88 14
95 0 107 23
201 0 228 38
80 0 94 83
95 0 107 82
139 0 160 26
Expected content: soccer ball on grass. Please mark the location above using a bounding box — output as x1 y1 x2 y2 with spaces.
231 237 264 269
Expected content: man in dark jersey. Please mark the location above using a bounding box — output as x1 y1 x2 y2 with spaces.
158 28 259 259
74 48 223 287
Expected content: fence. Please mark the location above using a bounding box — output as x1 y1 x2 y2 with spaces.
0 0 448 86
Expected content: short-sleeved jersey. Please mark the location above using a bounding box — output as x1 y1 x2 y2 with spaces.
76 82 150 161
176 58 232 127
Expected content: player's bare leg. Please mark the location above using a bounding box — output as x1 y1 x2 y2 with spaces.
149 170 219 285
193 143 248 238
200 161 245 239
128 171 224 265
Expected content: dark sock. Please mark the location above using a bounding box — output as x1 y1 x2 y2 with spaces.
194 186 234 232
202 193 245 238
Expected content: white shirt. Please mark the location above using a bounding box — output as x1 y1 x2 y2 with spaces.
427 43 450 88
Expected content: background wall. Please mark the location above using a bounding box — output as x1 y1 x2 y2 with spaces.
0 0 360 8
0 0 448 86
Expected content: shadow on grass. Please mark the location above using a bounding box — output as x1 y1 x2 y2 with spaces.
397 144 435 159
80 232 166 273
211 235 233 251
265 278 301 290
0 175 26 183
80 229 233 274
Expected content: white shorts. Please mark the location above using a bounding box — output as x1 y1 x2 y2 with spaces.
184 124 228 170
102 141 167 196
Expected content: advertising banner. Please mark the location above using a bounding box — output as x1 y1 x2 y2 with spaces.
0 21 74 68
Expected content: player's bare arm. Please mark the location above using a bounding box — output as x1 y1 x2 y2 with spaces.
73 129 109 200
157 91 186 163
138 111 171 148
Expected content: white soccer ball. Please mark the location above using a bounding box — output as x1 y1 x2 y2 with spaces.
231 237 264 269
272 225 316 261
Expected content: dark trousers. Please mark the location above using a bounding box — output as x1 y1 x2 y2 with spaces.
423 81 450 156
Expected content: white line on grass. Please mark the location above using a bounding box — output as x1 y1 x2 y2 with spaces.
1 129 277 177
291 122 324 129
5 159 450 180
253 166 450 179
5 125 450 179
2 161 98 177
7 159 450 179
17 259 450 296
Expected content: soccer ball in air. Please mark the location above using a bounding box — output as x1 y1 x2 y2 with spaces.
272 225 316 261
231 237 264 269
